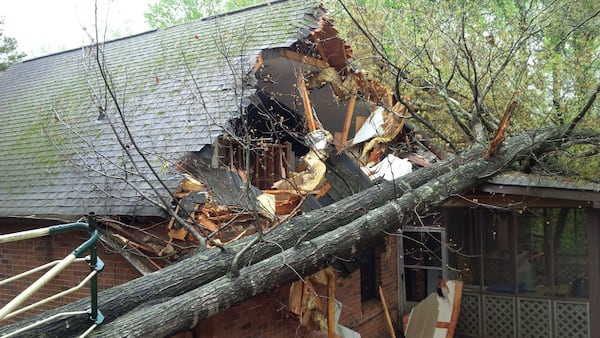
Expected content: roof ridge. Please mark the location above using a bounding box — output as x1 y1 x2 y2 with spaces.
19 0 320 65
200 0 294 22
22 29 159 64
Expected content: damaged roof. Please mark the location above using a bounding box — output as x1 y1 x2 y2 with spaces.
0 0 322 219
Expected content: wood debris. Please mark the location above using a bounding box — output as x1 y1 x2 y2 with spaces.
288 268 336 333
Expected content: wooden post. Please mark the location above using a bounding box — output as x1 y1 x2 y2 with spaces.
588 209 600 338
379 286 397 338
326 269 336 338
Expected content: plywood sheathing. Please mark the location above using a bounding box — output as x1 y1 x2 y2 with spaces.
279 49 329 68
310 15 351 73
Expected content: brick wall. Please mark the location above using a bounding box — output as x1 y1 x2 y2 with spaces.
0 221 141 324
189 236 400 338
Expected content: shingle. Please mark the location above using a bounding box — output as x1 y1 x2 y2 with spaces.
0 0 323 218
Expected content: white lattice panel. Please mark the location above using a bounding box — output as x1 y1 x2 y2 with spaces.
457 292 480 337
518 298 551 337
484 295 515 337
555 301 589 338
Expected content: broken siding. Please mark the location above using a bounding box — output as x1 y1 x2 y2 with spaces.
0 0 322 218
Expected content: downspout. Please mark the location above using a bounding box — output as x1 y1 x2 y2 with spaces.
396 230 403 327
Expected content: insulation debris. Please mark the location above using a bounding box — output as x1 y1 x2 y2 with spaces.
353 106 386 145
359 102 408 165
362 154 412 182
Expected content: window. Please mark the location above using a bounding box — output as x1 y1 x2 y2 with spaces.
516 208 588 298
359 247 377 302
402 228 445 302
332 247 378 302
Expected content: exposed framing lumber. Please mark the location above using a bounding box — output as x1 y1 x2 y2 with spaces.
280 49 329 69
297 69 318 132
98 233 157 276
339 88 358 150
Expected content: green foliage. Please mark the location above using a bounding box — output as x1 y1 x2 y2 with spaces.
0 18 26 72
144 0 600 179
329 0 600 155
144 0 264 28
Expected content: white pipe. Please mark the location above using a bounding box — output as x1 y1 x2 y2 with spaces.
79 324 98 338
3 270 97 320
0 254 77 321
0 227 50 244
0 258 86 286
1 311 89 338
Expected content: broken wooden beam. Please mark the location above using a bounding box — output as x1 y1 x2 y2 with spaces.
297 69 318 132
280 49 329 68
339 88 358 151
98 233 157 275
326 269 336 338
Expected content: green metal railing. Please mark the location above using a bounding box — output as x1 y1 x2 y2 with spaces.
0 212 104 337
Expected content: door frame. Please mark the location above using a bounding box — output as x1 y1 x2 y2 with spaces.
397 225 448 316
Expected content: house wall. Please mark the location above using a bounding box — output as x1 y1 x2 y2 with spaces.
0 221 141 324
189 236 399 338
2 222 400 337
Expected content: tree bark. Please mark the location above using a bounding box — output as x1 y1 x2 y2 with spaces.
0 127 586 337
90 127 569 337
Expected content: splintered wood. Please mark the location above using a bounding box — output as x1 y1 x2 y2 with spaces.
288 268 337 335
484 100 518 158
166 170 306 250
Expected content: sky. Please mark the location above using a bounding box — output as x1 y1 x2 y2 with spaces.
0 0 153 59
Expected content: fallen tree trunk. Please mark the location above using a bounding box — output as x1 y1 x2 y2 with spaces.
0 146 469 337
90 127 569 337
0 127 587 337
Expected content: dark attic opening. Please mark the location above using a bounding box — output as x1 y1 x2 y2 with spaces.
217 93 309 190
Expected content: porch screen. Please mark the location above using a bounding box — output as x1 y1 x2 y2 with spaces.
446 208 588 299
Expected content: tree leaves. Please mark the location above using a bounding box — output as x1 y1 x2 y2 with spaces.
0 18 26 72
144 0 264 28
331 0 600 178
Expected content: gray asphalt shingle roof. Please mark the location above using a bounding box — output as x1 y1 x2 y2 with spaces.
0 0 322 219
488 171 600 192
